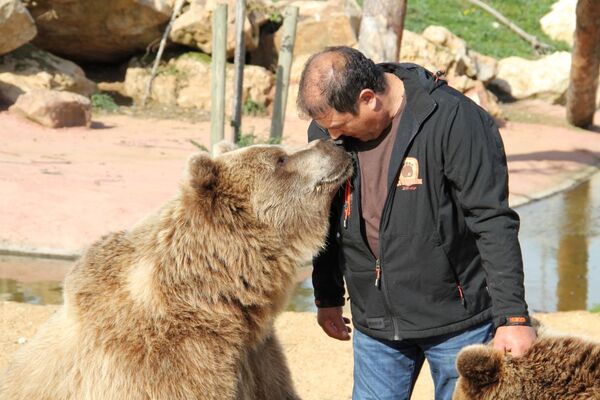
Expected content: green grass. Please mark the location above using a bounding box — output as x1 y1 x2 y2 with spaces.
91 93 118 112
242 99 268 117
590 304 600 314
400 0 570 59
237 133 281 147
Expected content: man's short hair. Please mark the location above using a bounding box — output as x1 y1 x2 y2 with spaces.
297 46 386 119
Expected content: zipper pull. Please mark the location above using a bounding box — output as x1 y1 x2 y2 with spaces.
374 260 381 289
343 178 352 229
457 284 466 307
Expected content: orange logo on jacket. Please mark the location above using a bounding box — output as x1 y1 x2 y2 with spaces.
397 157 423 190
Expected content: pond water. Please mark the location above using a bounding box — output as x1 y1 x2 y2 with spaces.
1 173 600 312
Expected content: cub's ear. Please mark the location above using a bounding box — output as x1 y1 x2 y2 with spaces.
213 140 237 157
184 152 219 193
456 345 502 389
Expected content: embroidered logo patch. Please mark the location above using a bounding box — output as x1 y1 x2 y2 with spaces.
397 157 423 190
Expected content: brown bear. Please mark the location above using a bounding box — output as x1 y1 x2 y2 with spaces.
453 332 600 400
0 139 352 400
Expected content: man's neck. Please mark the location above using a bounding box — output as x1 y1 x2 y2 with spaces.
382 72 406 120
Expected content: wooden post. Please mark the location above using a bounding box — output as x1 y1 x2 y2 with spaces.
211 3 228 150
270 6 298 141
566 0 600 128
359 0 407 62
231 0 246 143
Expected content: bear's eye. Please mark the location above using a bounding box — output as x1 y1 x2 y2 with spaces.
276 155 287 167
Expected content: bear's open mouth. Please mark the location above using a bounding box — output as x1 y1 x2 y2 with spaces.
315 161 353 190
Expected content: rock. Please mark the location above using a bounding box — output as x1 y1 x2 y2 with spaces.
491 51 571 104
468 51 498 84
400 29 456 74
275 0 358 57
0 45 96 105
25 0 172 62
419 25 498 83
123 53 274 111
169 0 271 57
422 25 476 77
540 0 576 46
0 0 37 55
9 88 92 128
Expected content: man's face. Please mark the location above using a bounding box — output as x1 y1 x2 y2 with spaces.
313 91 390 142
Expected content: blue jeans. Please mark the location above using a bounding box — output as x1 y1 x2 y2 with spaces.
352 321 495 400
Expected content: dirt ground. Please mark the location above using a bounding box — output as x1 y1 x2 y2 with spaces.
1 301 598 400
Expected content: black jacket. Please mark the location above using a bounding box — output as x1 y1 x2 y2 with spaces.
308 63 530 341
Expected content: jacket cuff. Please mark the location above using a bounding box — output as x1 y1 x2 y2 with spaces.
314 297 345 308
493 315 531 328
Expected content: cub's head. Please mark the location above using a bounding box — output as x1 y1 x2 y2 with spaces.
183 139 352 256
453 345 508 400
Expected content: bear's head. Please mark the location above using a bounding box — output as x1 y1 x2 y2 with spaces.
453 345 519 400
182 139 352 258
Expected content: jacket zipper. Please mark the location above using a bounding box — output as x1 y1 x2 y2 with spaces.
374 259 381 288
349 150 398 339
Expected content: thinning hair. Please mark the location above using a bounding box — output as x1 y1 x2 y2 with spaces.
296 46 386 119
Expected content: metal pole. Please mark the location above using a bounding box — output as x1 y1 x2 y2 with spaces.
211 3 228 150
231 0 246 143
270 6 298 141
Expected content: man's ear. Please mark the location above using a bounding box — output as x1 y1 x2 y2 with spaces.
358 89 376 110
185 152 219 193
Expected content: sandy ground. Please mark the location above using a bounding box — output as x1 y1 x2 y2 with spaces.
1 100 600 398
1 302 599 400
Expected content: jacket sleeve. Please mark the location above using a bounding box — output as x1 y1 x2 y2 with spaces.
308 121 346 308
442 101 529 327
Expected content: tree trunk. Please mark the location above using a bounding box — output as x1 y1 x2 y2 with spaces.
566 0 600 128
358 0 407 63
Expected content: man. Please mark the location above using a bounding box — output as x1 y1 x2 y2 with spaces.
297 46 536 400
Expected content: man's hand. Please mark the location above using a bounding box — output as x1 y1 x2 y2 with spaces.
492 325 537 357
317 306 352 341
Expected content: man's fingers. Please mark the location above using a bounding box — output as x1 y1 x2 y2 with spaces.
321 318 351 341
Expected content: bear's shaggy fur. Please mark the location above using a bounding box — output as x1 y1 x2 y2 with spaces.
0 139 352 400
453 333 600 400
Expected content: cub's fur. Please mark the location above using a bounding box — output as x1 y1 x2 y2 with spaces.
454 332 600 400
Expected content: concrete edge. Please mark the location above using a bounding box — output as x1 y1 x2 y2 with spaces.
510 164 600 209
0 246 80 261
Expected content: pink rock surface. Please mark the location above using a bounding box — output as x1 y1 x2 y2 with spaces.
0 101 599 256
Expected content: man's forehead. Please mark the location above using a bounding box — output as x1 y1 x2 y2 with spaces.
315 109 352 128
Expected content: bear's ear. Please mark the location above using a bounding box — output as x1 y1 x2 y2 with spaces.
212 140 237 157
456 345 502 389
185 151 219 193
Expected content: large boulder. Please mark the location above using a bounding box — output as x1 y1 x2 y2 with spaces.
540 0 576 46
0 45 96 104
25 0 172 62
123 52 273 111
9 88 92 128
169 0 271 57
491 51 572 103
0 0 37 55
